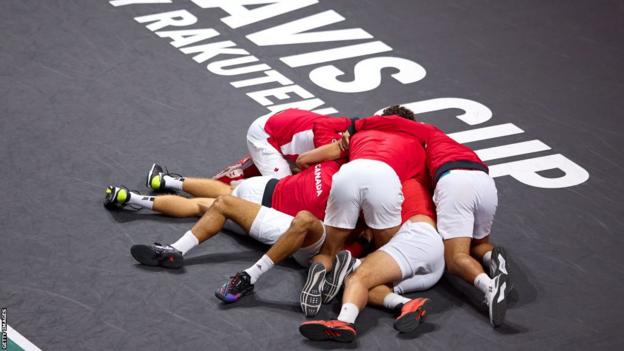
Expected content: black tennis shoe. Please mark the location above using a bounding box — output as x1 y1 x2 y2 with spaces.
322 250 355 303
300 263 326 317
130 243 184 269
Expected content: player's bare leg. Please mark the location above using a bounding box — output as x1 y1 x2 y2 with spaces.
445 237 509 327
367 284 429 333
314 226 352 270
299 250 402 342
130 195 260 269
445 237 484 284
145 163 232 197
181 178 232 198
265 211 325 264
217 211 327 304
152 196 215 217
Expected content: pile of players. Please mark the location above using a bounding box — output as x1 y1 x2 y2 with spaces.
104 106 511 343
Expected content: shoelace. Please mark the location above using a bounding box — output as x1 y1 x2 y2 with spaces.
162 166 184 181
151 243 171 258
227 273 245 291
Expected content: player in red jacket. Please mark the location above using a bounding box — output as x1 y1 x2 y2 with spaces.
293 108 428 315
243 108 330 179
299 176 445 342
337 106 511 327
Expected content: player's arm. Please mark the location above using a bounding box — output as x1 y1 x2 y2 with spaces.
297 117 351 169
296 141 344 169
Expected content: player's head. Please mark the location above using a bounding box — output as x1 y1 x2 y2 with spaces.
381 105 415 120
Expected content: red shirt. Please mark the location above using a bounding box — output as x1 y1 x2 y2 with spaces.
357 116 487 182
272 160 341 220
313 116 426 182
401 177 436 222
264 109 340 162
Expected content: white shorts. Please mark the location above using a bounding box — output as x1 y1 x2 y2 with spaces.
246 115 292 179
231 175 273 205
324 159 403 230
378 221 445 293
433 170 498 240
231 176 325 266
249 207 326 266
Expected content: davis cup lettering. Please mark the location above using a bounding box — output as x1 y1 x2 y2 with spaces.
246 10 373 46
230 70 293 88
190 0 319 29
309 56 427 93
489 154 589 189
448 124 524 144
110 2 590 189
134 9 197 31
134 9 337 115
475 140 551 162
387 98 589 189
207 56 271 76
156 28 220 48
375 98 493 126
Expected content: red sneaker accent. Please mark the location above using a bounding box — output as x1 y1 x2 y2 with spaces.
299 320 357 343
393 298 430 333
212 154 261 184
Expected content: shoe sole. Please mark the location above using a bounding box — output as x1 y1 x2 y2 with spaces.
215 285 253 304
130 244 183 269
299 323 356 343
489 274 509 327
322 252 353 304
491 247 513 296
393 299 429 333
300 264 326 317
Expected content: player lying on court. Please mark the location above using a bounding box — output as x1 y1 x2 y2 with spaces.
269 106 437 341
292 106 512 342
104 160 341 307
104 161 444 336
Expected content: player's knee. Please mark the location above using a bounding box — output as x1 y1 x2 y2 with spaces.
292 210 318 230
212 195 233 212
345 265 373 288
444 251 469 274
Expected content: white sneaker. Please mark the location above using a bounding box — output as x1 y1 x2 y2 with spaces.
485 274 509 327
489 247 513 296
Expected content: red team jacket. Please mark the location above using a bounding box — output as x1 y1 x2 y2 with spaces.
263 109 345 163
271 160 341 220
312 117 427 182
356 115 488 184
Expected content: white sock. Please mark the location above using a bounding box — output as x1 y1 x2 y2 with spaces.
474 273 492 295
170 230 199 255
483 251 492 269
244 255 274 284
337 303 359 324
163 175 184 191
352 259 362 271
127 192 154 209
383 293 411 310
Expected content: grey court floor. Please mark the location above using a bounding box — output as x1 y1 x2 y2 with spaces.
1 1 623 350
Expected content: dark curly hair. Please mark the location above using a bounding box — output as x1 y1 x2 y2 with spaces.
381 105 415 120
